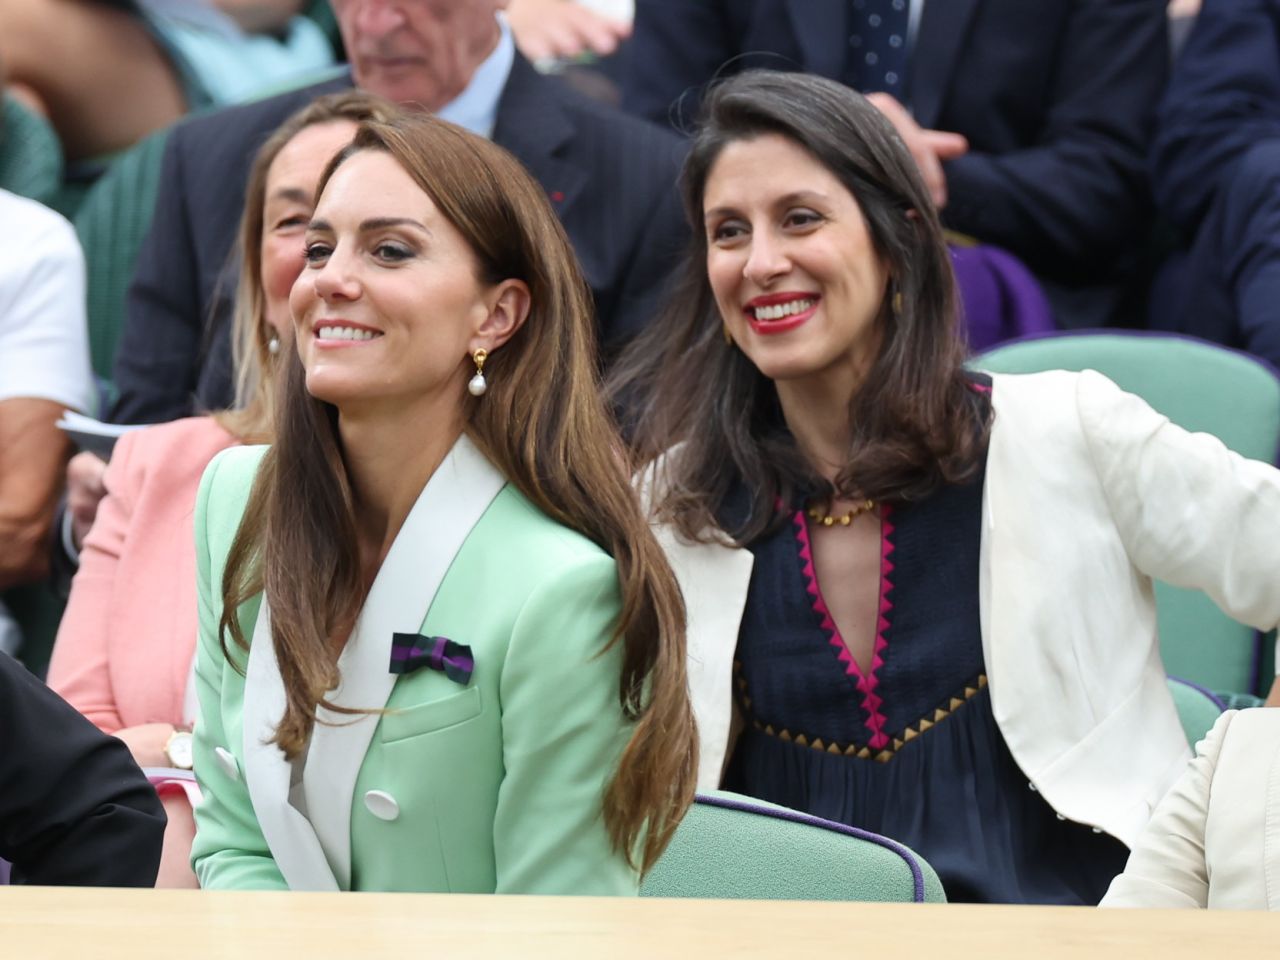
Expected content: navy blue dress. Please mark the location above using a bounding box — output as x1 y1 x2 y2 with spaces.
721 401 1129 904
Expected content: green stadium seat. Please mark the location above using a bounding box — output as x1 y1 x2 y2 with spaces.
0 94 63 205
975 331 1280 696
641 790 946 902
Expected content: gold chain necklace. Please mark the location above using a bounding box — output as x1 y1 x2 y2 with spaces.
806 498 876 527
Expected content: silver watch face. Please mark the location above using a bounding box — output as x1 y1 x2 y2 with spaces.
167 731 194 770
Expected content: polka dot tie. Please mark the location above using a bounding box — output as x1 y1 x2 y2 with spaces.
846 0 910 98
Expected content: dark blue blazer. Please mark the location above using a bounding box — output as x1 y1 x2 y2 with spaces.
111 56 687 424
622 0 1168 285
1152 0 1280 233
0 652 164 885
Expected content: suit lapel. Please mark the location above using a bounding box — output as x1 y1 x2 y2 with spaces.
492 56 588 220
785 0 849 79
910 0 981 129
301 434 507 889
242 601 341 891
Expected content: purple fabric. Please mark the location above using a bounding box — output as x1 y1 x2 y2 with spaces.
695 793 928 902
1168 675 1229 712
389 633 474 685
951 243 1055 351
0 858 9 885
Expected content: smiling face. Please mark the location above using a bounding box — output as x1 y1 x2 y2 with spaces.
702 133 890 388
289 149 499 413
330 0 501 111
259 120 361 337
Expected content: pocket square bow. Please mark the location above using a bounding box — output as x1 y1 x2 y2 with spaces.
389 633 474 685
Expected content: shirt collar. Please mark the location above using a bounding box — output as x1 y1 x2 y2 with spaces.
435 12 515 139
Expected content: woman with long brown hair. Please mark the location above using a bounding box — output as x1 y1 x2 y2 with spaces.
190 113 695 892
47 90 395 888
613 70 1280 905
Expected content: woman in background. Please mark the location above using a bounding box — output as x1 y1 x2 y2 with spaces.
613 70 1280 904
191 112 695 892
47 91 396 887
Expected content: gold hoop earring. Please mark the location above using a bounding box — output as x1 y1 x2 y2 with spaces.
468 348 488 397
722 321 733 345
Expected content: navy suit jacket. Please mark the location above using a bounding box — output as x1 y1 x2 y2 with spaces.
0 653 164 886
1152 0 1280 234
623 0 1168 287
111 57 687 424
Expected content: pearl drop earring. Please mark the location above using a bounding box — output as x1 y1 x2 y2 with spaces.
267 336 280 356
468 348 488 396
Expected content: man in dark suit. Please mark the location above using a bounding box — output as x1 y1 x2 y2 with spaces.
0 652 165 885
621 0 1169 328
1149 0 1280 371
110 0 686 424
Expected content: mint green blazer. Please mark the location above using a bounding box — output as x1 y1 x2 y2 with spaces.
189 436 638 894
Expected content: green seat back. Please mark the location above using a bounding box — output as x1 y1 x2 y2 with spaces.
641 790 946 902
2 583 65 679
976 332 1280 695
1166 677 1224 747
72 130 170 394
0 95 63 204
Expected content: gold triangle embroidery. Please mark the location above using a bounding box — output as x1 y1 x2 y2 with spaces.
857 747 873 759
964 687 977 699
875 750 893 764
934 708 948 722
779 730 793 742
903 728 918 742
811 738 825 751
827 743 842 755
764 724 776 736
949 697 964 710
919 718 933 732
743 697 753 710
844 744 859 756
892 738 904 751
753 720 762 731
795 734 808 747
978 675 988 688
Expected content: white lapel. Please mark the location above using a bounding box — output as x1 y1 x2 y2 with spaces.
242 434 506 890
242 600 342 891
303 434 505 889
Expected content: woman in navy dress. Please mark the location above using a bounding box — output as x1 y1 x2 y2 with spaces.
612 70 1280 904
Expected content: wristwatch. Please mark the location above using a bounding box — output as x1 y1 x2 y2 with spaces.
165 728 194 770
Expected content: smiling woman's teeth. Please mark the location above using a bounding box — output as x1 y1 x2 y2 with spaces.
754 299 815 321
317 327 378 341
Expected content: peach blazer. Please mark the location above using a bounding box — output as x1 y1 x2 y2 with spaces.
48 417 238 732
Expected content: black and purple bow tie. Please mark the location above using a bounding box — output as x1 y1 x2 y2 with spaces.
389 633 474 685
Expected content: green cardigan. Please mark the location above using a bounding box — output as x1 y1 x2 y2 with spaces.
189 439 637 894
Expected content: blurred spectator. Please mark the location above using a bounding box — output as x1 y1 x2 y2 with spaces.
622 0 1169 329
0 650 165 886
108 0 685 425
507 0 631 63
1148 0 1280 370
0 0 334 161
0 188 94 654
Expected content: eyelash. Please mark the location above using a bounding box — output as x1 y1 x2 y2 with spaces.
711 210 823 242
303 243 331 264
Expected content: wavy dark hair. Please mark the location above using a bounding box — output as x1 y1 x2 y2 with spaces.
217 114 695 874
611 70 988 545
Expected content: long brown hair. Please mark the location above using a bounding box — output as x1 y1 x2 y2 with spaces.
219 115 696 873
214 90 401 442
611 71 988 545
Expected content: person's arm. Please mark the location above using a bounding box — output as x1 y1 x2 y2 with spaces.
507 0 631 61
188 450 288 889
940 0 1168 275
0 651 165 886
46 432 144 734
0 399 71 589
1100 710 1235 908
1151 0 1280 232
1076 370 1280 637
212 0 305 34
493 552 638 894
110 129 204 425
621 0 737 125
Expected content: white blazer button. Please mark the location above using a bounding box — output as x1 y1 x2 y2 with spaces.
1092 827 1103 834
1027 782 1038 793
214 746 239 782
1055 813 1066 821
364 790 400 821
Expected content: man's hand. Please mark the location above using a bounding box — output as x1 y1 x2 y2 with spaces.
865 92 969 209
506 0 631 61
66 451 108 551
1265 675 1280 708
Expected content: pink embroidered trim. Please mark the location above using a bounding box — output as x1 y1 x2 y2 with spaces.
793 506 895 750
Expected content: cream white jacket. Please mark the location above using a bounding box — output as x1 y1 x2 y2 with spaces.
655 370 1280 848
1101 708 1280 909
